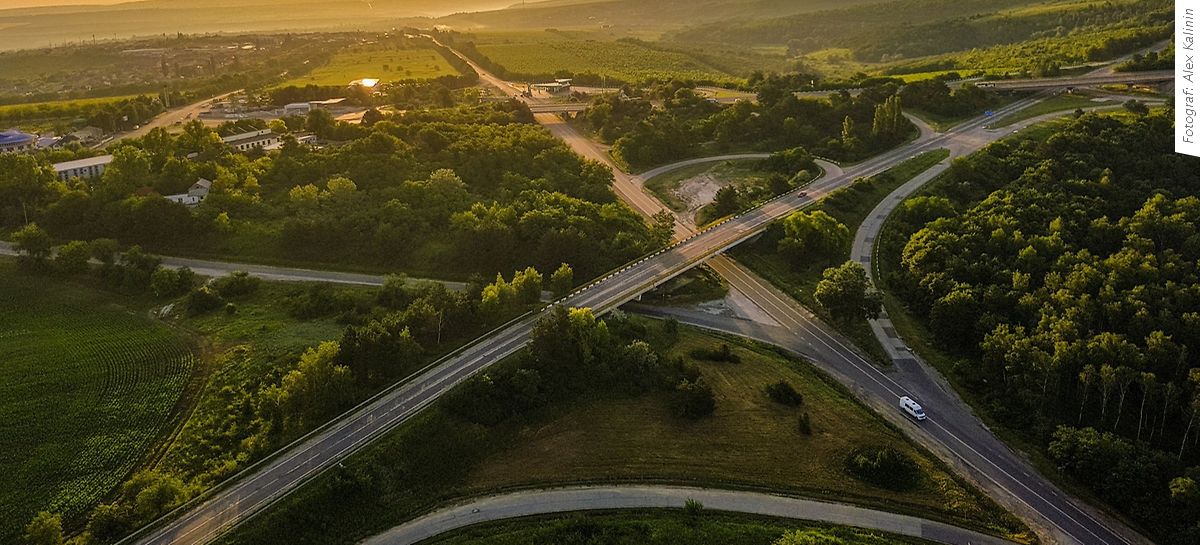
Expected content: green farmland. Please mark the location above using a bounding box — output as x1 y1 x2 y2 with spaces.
472 31 736 84
0 263 198 540
280 46 461 87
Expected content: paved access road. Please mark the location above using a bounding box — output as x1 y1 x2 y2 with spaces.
363 485 1017 545
100 90 241 147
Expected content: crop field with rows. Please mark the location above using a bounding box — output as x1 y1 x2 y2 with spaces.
472 31 737 84
0 265 197 540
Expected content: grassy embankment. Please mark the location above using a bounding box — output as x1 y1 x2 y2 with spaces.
219 318 1026 545
990 91 1125 128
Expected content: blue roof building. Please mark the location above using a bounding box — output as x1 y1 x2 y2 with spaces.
0 129 37 154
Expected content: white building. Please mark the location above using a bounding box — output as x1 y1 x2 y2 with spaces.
165 178 212 207
221 129 280 152
283 102 312 116
52 154 114 180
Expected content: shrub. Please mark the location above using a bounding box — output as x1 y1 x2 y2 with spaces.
24 511 62 545
797 412 813 435
54 240 91 276
766 380 804 406
684 498 704 515
150 268 182 298
676 377 716 418
287 283 352 320
844 446 921 490
185 286 224 315
689 343 740 363
212 271 261 298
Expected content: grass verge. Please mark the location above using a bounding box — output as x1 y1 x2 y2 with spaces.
425 510 936 545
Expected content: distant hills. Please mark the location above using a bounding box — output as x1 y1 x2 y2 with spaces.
0 0 511 51
433 0 888 31
0 0 887 52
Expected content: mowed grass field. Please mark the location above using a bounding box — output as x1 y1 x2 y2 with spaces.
466 326 1013 534
280 46 460 87
0 263 198 538
473 31 736 84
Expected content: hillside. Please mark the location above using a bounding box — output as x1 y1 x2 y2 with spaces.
434 0 889 33
0 0 510 51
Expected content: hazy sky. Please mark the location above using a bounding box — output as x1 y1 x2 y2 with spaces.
3 0 126 8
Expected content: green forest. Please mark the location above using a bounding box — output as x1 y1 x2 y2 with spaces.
581 82 914 171
877 111 1200 544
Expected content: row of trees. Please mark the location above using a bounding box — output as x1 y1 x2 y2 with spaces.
879 111 1200 543
582 83 916 171
2 101 658 282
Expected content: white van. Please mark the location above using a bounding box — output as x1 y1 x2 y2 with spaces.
899 396 927 421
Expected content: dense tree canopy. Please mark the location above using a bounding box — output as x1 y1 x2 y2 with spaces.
6 102 657 281
879 111 1200 543
582 83 915 170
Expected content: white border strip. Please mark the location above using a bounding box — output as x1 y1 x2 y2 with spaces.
1180 0 1199 156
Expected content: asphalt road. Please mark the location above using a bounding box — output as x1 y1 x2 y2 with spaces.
0 242 462 289
101 90 242 147
982 70 1173 91
363 485 1017 545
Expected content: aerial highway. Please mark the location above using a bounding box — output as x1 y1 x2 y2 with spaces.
120 85 1051 545
363 485 1017 545
111 45 1156 545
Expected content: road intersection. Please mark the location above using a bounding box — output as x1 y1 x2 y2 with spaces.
106 47 1162 545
